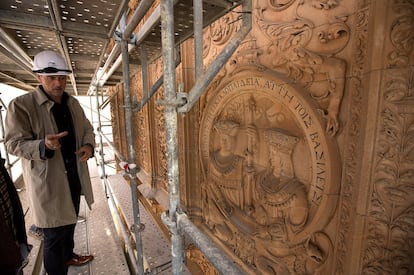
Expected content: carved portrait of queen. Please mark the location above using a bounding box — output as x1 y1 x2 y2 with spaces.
254 129 308 238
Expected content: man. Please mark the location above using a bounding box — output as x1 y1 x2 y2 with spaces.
0 152 31 275
5 50 95 275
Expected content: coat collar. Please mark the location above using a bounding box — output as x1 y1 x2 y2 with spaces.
32 86 70 106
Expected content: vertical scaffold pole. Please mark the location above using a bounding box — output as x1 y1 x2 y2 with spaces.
95 86 107 181
120 16 145 274
193 0 203 77
160 0 184 274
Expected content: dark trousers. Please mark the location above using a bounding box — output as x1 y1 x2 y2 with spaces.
42 186 80 275
42 224 76 275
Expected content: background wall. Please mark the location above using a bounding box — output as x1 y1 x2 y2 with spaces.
108 0 414 274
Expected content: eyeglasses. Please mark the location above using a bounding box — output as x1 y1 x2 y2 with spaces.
33 67 72 74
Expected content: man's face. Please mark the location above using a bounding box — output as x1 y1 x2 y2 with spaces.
37 74 67 98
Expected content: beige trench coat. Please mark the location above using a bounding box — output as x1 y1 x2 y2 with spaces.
5 87 95 228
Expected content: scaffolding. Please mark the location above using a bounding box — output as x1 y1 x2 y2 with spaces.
0 0 252 273
91 0 252 274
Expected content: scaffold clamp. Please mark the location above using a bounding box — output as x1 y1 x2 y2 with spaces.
119 161 138 174
131 223 145 233
161 211 178 235
156 92 187 108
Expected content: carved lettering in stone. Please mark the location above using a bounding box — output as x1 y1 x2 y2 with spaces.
200 72 341 274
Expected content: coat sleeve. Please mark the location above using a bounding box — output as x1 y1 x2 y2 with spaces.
4 99 43 160
82 115 95 149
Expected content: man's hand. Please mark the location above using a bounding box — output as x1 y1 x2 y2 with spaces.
76 144 94 162
45 131 68 150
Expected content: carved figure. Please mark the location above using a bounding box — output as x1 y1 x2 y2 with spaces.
254 0 349 135
203 120 247 242
199 83 339 273
210 120 245 208
252 127 331 274
253 129 309 240
247 128 321 274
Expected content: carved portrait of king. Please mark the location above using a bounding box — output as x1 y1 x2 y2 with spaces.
203 120 252 239
208 120 246 209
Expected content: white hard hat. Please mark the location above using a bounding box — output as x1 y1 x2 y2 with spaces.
32 50 72 75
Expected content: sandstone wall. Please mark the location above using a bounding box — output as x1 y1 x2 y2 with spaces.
108 0 414 274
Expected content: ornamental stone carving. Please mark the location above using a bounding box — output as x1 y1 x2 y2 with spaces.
107 1 414 274
253 0 350 136
361 1 414 274
333 2 369 273
200 71 341 274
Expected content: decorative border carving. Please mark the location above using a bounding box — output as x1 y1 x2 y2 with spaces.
362 1 414 274
334 4 369 274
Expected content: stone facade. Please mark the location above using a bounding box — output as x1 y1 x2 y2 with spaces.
108 0 414 274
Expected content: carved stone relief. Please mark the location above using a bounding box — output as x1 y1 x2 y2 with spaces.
110 85 128 158
199 71 341 274
131 72 150 172
153 60 169 192
334 1 369 273
362 1 414 274
192 1 355 273
203 0 352 138
253 0 350 136
106 0 413 274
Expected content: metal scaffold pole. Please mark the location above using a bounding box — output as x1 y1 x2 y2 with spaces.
156 0 252 273
95 86 107 181
91 0 250 273
93 85 142 274
120 15 145 275
159 0 184 274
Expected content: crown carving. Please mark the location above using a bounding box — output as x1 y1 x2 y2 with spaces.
264 128 299 154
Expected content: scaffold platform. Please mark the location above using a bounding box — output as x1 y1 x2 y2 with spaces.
20 158 188 275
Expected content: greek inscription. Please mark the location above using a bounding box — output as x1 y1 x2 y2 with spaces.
264 80 276 90
294 102 313 128
278 86 295 103
312 190 323 206
203 75 338 236
223 78 261 94
316 164 326 188
309 132 321 150
315 150 325 162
